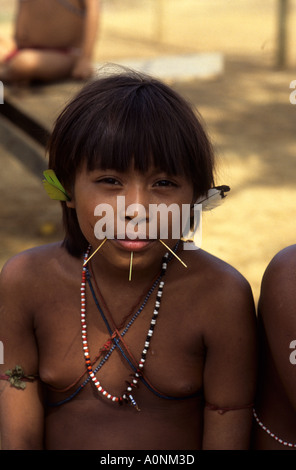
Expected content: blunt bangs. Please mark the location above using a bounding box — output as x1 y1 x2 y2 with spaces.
47 69 216 256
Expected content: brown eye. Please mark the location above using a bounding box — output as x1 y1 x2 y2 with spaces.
154 180 177 187
97 177 121 185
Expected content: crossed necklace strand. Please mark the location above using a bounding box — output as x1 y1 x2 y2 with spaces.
81 244 174 410
47 261 165 407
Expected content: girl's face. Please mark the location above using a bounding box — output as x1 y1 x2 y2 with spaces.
67 162 195 274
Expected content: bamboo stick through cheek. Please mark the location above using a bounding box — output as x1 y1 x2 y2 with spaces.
159 239 187 268
83 238 107 266
129 251 134 281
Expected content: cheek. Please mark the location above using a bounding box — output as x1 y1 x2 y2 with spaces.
74 197 99 240
76 194 119 242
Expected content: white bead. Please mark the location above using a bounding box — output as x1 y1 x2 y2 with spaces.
79 245 171 408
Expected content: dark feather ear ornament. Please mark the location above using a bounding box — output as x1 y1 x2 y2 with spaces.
181 185 230 249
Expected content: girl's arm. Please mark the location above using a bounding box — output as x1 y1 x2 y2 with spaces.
258 245 296 411
0 381 44 449
202 274 257 449
0 256 44 449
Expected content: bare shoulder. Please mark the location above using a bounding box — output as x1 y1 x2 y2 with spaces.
187 248 254 302
261 244 296 286
259 245 296 320
0 242 72 303
1 242 64 276
183 248 255 330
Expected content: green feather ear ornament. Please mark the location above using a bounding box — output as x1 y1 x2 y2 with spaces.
42 169 70 201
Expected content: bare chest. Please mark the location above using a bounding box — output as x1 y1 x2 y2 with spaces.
35 278 205 405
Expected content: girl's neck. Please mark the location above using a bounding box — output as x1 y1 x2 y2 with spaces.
86 241 168 288
85 246 169 328
89 253 163 293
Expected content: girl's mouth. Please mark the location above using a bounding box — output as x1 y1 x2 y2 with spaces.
113 238 157 252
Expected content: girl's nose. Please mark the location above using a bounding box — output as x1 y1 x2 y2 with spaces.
124 185 149 221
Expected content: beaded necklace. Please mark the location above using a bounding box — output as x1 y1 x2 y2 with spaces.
81 245 170 410
253 408 296 448
47 272 162 407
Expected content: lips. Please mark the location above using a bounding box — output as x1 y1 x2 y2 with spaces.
114 238 156 252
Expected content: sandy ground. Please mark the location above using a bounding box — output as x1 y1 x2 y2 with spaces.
1 0 296 303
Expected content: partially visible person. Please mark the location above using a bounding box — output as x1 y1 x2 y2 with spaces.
0 0 99 83
252 245 296 449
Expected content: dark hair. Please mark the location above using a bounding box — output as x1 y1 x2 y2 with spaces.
48 68 215 256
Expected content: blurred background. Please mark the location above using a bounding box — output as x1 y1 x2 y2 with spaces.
0 0 296 303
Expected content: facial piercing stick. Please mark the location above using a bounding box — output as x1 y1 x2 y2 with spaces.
129 251 134 281
83 238 107 266
159 239 187 268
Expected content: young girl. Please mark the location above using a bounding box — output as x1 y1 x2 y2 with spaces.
0 0 99 82
0 70 257 450
252 245 296 449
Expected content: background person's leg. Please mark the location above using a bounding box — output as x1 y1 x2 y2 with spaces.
1 49 78 82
